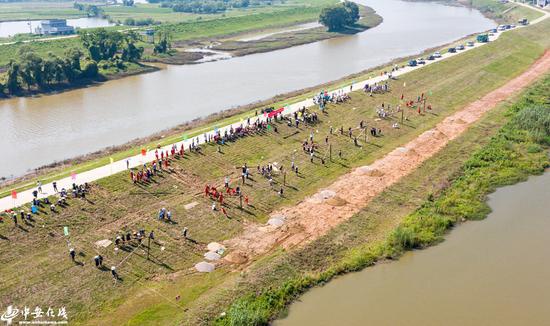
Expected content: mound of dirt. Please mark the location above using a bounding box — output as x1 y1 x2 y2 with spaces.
325 196 347 206
224 251 248 264
357 166 384 177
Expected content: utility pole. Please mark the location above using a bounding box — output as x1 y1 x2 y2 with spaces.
147 236 151 260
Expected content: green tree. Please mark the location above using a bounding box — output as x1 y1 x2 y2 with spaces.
19 48 44 89
65 48 83 71
319 2 359 31
86 5 103 17
82 60 99 78
6 61 21 94
342 1 359 25
153 30 171 54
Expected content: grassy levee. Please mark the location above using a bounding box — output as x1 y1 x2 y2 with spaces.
470 0 545 23
0 18 548 325
214 74 550 326
160 6 327 43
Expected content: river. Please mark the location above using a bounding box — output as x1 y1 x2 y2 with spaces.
0 17 114 38
276 172 550 326
0 0 494 179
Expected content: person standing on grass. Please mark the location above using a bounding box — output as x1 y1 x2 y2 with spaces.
94 255 101 268
69 248 76 261
53 181 58 193
111 266 118 280
37 181 42 194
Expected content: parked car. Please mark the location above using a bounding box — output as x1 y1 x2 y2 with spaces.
433 51 442 58
490 28 498 33
448 47 456 53
476 34 489 43
467 41 475 47
457 44 465 50
518 18 528 25
427 55 435 60
417 58 426 65
408 59 417 67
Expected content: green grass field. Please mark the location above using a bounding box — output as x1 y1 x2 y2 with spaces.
0 2 86 22
471 0 545 23
0 17 548 325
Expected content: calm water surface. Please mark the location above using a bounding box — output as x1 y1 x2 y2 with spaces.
0 0 494 178
276 172 550 326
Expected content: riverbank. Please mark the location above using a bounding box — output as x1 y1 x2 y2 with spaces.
218 70 550 326
0 15 548 325
148 5 383 65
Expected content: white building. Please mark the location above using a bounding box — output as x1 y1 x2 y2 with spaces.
34 19 75 36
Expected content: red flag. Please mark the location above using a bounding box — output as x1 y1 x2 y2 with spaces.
141 148 146 156
11 190 17 199
401 94 404 100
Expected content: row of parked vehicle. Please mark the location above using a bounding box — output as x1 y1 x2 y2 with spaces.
408 42 473 67
407 18 529 68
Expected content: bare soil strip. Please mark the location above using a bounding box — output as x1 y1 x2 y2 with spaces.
224 50 550 262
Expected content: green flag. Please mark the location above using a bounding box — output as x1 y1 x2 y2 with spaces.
183 134 188 140
267 124 272 130
63 226 69 236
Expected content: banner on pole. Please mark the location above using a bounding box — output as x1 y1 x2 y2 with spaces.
109 157 114 164
141 148 146 156
63 226 69 236
71 172 77 180
11 190 17 199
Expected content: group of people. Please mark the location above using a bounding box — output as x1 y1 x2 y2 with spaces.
314 90 351 110
363 82 391 95
3 182 90 225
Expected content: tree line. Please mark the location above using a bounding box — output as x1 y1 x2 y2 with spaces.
157 0 272 14
0 29 144 96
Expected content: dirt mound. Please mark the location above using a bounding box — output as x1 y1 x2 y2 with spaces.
325 196 347 206
357 166 384 177
224 251 249 264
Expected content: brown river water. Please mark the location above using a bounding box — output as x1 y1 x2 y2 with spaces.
275 172 550 326
0 0 494 179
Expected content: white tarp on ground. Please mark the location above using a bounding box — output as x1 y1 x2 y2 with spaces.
195 261 215 272
204 251 221 261
184 201 199 210
207 242 225 252
267 216 285 227
94 239 112 248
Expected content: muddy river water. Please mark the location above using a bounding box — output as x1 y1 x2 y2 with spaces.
276 172 550 326
0 0 494 178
